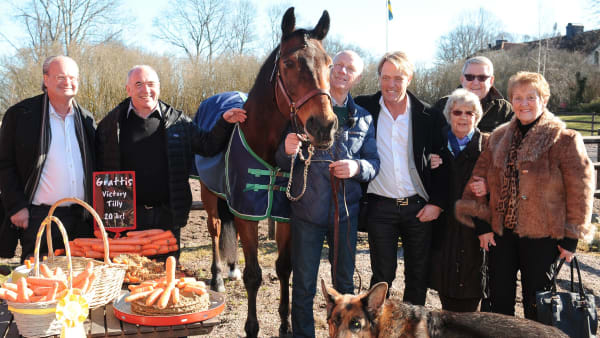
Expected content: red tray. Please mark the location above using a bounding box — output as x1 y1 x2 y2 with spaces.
113 290 225 326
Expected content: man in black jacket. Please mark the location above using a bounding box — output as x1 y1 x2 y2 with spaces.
354 51 447 305
432 56 512 133
96 65 245 258
0 55 96 262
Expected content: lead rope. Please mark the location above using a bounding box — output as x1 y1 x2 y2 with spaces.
286 144 315 201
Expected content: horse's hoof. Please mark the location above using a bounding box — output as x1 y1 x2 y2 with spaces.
244 320 259 338
279 323 292 337
228 268 242 281
210 278 226 293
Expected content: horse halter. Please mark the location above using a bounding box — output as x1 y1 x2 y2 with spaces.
271 42 332 135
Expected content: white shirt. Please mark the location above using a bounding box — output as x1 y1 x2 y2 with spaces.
32 103 85 205
367 96 416 198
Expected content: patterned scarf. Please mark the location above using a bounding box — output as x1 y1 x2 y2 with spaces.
496 127 523 229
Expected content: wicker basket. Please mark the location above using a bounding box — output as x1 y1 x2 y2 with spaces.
30 198 127 309
7 214 90 337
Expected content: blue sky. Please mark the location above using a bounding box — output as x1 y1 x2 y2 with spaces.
0 0 598 66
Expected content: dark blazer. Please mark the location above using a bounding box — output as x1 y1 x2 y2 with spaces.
430 128 488 299
0 94 96 216
354 90 447 208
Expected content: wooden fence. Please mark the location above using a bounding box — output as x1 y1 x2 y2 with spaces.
557 111 599 135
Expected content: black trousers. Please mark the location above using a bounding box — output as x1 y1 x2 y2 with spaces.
439 294 480 312
22 204 92 263
367 194 432 305
488 228 559 320
132 204 181 261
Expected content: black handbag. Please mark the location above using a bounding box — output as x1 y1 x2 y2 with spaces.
536 257 598 338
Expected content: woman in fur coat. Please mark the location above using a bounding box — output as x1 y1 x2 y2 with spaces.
455 71 595 321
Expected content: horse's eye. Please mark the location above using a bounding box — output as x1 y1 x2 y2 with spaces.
283 60 294 68
349 318 362 332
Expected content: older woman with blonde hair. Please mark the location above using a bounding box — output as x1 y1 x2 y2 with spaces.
430 88 489 312
455 71 595 320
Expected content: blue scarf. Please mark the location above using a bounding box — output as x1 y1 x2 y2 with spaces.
447 130 470 157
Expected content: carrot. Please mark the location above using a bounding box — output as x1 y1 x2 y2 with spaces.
2 282 18 292
142 244 160 250
126 229 165 237
171 287 180 305
54 249 65 256
0 289 18 302
145 288 164 306
112 237 151 245
128 275 141 283
141 248 158 256
183 285 206 295
29 295 48 302
108 244 141 252
94 230 103 238
40 264 53 278
158 246 170 254
32 286 52 296
72 270 90 286
168 244 179 252
146 231 174 241
48 282 58 301
27 277 67 288
125 289 154 302
73 238 103 245
17 278 29 302
132 286 154 294
166 256 176 284
84 249 104 259
154 238 177 246
158 283 175 309
71 250 85 257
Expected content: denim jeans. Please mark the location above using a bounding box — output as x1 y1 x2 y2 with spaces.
291 217 357 338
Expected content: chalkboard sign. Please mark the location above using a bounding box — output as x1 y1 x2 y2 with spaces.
93 171 137 233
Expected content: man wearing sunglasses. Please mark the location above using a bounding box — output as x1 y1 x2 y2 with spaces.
433 56 512 133
0 55 96 262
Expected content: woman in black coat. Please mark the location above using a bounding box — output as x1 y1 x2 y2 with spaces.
429 88 489 312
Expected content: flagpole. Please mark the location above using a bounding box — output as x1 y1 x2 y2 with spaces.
385 0 389 52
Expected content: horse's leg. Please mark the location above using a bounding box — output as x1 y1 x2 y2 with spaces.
200 184 225 292
216 199 241 280
235 218 261 338
275 221 292 336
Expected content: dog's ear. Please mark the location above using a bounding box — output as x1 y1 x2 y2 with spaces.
361 282 388 319
321 278 341 319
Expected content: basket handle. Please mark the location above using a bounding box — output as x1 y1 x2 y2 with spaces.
45 197 112 265
33 216 74 289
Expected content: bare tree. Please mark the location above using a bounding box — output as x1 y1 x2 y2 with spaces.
226 0 257 55
154 0 229 64
12 0 123 60
435 8 505 64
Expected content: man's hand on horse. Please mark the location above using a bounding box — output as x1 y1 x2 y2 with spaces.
284 133 304 155
329 160 360 179
223 108 247 123
416 204 442 223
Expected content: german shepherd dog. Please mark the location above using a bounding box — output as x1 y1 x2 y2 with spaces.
321 279 567 338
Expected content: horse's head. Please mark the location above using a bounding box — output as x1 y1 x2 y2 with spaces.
275 7 337 149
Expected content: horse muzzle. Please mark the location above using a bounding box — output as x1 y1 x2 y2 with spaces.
305 115 337 149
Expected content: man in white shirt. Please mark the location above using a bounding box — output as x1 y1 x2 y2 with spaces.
355 51 448 305
0 55 96 262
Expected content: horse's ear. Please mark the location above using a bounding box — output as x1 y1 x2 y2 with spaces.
281 7 296 40
311 10 330 40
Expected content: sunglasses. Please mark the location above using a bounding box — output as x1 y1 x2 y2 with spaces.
451 110 475 117
463 74 490 82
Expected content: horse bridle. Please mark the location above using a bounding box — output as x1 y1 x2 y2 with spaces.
271 41 332 135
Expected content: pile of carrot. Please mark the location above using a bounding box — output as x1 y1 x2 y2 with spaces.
0 261 95 303
125 257 207 309
54 229 179 258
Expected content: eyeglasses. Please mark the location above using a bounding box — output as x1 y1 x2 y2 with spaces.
451 110 475 117
463 74 490 82
53 75 78 82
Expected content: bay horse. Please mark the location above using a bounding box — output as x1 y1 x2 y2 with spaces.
199 7 336 337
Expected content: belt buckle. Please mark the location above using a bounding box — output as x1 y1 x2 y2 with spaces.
396 198 409 206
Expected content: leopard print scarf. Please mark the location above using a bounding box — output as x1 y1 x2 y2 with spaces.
496 127 523 229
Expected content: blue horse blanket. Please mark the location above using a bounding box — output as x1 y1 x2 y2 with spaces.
193 92 291 222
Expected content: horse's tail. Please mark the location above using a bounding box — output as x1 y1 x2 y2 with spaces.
217 198 238 267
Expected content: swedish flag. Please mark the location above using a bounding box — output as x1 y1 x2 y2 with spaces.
387 0 393 20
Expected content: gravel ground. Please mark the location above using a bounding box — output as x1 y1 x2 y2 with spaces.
1 179 598 337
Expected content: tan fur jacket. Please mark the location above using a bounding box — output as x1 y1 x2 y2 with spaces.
455 111 595 240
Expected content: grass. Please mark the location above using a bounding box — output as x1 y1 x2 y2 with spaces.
557 114 598 136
